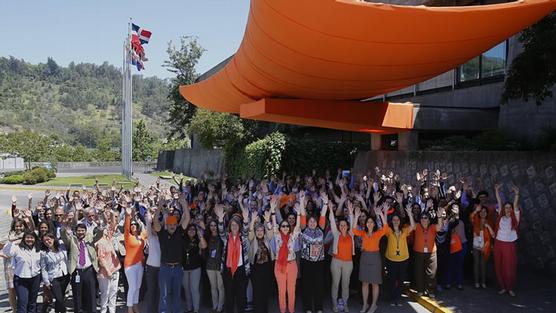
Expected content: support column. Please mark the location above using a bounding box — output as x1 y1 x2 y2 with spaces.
371 134 381 151
398 131 419 151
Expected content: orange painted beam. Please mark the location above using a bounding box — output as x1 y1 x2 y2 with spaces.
239 98 414 133
180 0 556 133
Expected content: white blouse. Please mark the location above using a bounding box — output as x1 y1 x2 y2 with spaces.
2 242 41 278
496 213 520 242
40 249 69 285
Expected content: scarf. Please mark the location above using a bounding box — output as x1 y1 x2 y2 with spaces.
276 232 291 273
226 233 241 277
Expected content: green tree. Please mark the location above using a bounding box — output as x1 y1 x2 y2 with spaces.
163 36 205 139
188 109 246 149
133 119 156 161
502 13 556 104
8 130 50 169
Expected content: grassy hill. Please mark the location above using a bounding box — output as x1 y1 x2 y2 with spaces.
0 56 171 147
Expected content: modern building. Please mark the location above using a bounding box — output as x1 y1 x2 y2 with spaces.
182 0 556 150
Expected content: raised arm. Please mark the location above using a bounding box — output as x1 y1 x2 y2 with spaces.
180 200 191 230
328 201 338 235
494 183 503 213
511 184 520 212
405 204 416 231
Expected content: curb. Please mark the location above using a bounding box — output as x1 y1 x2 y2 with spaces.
406 288 453 313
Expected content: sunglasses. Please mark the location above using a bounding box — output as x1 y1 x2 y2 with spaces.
280 225 290 229
55 214 63 217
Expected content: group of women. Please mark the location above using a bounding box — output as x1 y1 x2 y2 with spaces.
0 168 522 313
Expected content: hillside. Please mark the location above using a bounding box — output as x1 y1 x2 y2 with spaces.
0 56 171 147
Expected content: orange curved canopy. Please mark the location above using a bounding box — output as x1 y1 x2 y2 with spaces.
181 0 556 132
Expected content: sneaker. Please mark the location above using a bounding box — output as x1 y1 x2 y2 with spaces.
508 290 516 297
343 302 349 313
481 283 487 289
429 293 436 299
338 299 344 312
498 289 507 295
474 283 480 289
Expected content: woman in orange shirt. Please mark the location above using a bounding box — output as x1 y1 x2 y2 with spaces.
328 201 355 313
124 205 147 313
470 205 494 289
351 205 388 313
413 209 443 298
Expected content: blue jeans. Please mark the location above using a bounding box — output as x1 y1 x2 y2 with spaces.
14 274 41 313
159 264 184 313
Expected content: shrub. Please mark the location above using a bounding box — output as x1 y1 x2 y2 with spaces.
226 132 286 179
0 174 24 184
22 167 52 184
4 170 25 177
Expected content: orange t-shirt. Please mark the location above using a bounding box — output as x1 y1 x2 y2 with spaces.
124 215 147 268
334 233 353 261
450 232 462 254
413 224 437 253
352 224 389 252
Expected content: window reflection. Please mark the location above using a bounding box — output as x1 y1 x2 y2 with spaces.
458 41 507 83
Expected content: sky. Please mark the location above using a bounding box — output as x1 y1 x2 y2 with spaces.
0 0 250 79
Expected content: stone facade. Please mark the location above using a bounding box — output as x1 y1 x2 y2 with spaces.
353 150 556 274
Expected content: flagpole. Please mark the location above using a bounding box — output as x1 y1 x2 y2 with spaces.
122 18 133 180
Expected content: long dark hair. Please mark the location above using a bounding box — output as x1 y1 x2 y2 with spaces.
10 218 27 233
364 216 378 233
19 230 39 251
41 232 60 252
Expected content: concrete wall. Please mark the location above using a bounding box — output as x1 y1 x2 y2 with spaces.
157 149 225 178
0 157 25 171
353 150 556 273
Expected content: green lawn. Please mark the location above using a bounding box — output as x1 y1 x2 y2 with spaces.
39 174 135 188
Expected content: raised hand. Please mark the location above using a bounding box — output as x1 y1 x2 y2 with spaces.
214 204 225 220
263 210 271 222
494 183 502 192
11 195 16 204
511 184 519 194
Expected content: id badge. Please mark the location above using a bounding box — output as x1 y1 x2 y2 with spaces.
210 249 217 258
423 247 428 253
75 273 80 283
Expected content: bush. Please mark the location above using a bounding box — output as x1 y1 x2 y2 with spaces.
22 167 53 185
0 174 24 184
225 132 364 179
226 132 286 179
3 170 25 177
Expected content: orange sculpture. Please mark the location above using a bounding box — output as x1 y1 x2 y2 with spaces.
180 0 556 132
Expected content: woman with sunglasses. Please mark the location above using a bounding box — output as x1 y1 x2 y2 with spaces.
351 203 388 313
271 196 301 313
413 208 444 298
123 203 147 313
205 219 225 313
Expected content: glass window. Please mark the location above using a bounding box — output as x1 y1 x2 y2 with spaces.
481 41 507 78
459 56 480 82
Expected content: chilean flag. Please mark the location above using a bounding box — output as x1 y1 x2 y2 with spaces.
132 23 152 45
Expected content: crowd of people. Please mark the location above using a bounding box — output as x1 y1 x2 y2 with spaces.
0 167 522 313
